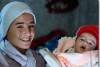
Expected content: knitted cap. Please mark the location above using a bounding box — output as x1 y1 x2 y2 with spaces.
76 25 99 49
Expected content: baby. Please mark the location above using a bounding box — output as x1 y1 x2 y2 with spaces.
53 25 98 53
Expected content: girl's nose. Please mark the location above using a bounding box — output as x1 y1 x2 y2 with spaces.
23 27 31 36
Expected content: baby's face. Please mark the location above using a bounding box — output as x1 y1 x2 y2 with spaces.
75 33 96 53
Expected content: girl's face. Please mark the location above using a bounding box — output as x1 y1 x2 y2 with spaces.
6 13 35 50
75 33 96 53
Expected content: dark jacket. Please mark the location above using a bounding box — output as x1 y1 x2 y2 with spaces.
0 50 46 67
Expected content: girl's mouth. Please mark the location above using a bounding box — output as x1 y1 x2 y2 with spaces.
20 38 31 42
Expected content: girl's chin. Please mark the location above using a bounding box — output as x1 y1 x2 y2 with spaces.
20 43 31 48
21 46 30 49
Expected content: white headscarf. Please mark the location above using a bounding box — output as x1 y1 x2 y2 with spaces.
0 1 36 67
0 1 36 50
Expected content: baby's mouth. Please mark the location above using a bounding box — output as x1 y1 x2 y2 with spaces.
80 46 86 49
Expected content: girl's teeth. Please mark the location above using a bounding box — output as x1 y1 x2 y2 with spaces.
21 39 30 41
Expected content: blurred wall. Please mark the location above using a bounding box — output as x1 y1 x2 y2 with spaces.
0 0 98 38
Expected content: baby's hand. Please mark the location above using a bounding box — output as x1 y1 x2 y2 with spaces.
53 36 75 53
61 37 75 52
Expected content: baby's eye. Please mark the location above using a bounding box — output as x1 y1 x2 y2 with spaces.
80 38 85 42
88 42 93 46
87 41 94 46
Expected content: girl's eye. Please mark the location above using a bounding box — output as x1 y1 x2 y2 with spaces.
16 26 23 28
29 25 34 28
29 25 35 29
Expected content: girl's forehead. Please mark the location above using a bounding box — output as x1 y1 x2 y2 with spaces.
13 13 35 24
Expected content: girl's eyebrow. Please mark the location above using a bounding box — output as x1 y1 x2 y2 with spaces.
15 22 24 25
15 21 35 25
30 21 35 24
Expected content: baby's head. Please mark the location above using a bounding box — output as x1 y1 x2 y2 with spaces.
75 25 98 53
